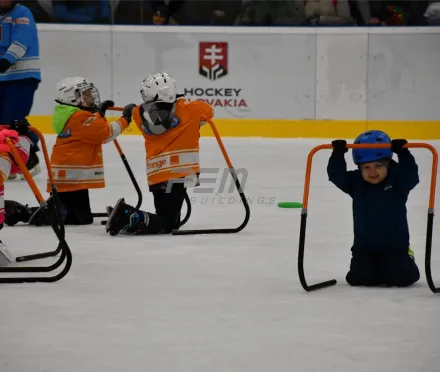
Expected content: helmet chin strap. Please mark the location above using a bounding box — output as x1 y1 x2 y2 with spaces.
54 100 98 113
142 101 176 129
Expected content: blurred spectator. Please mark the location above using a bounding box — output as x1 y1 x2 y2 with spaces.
235 1 305 25
424 1 440 25
114 1 154 24
368 1 428 25
348 0 372 25
114 1 181 25
52 0 111 24
152 4 169 24
304 0 353 25
2 1 434 29
19 0 52 22
157 0 241 25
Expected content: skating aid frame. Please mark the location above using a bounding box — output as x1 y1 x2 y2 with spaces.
172 117 250 235
299 143 438 294
0 126 72 283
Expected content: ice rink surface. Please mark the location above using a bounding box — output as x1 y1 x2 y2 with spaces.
1 135 439 372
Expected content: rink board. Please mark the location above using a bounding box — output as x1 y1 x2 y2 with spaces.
27 26 440 140
28 116 440 140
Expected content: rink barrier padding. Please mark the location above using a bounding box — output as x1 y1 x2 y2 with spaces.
0 126 72 283
26 116 440 140
299 142 438 294
172 117 250 235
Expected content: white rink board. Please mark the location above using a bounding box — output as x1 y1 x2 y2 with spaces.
33 28 113 115
367 32 440 121
111 31 316 119
315 32 368 120
33 25 440 121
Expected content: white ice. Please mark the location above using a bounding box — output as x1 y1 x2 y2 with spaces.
0 135 439 372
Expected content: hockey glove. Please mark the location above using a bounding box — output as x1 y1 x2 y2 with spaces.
331 139 348 154
0 58 11 74
122 104 136 123
10 119 31 136
98 100 115 118
391 139 408 154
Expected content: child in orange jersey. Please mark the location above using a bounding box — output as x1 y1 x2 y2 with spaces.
105 72 214 236
4 77 136 227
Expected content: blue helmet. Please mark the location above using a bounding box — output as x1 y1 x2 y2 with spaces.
352 130 392 164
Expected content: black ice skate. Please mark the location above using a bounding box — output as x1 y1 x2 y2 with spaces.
8 152 41 180
105 198 138 236
4 200 35 226
25 152 41 177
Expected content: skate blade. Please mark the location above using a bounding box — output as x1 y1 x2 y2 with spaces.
18 164 41 179
7 165 41 181
105 198 124 234
0 243 13 266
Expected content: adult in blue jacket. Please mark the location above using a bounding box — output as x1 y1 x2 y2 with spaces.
0 0 41 177
327 130 420 287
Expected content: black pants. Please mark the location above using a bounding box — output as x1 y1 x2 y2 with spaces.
346 247 420 287
135 182 187 234
57 189 93 225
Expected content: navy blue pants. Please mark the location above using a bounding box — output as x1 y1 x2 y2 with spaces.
0 78 40 153
346 247 420 287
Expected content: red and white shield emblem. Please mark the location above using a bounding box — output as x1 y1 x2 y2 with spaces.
199 42 228 81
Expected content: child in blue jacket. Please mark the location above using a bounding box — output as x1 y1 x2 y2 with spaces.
327 130 420 287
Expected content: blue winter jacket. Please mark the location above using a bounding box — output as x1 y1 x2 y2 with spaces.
327 149 419 253
0 3 40 82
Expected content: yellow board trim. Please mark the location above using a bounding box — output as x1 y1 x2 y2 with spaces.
27 116 440 140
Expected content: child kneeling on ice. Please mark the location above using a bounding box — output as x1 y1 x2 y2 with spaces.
328 130 420 287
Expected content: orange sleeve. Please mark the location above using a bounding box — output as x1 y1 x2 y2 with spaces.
189 101 214 124
72 111 129 145
132 105 145 135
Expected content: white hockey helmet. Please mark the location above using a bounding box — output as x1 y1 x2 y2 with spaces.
55 77 100 109
140 72 177 104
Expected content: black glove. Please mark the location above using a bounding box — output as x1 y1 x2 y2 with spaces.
391 139 408 154
10 119 30 136
97 100 115 117
331 139 348 154
122 103 136 123
0 58 11 74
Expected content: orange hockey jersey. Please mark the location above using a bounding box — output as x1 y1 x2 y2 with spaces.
132 98 213 187
48 105 129 193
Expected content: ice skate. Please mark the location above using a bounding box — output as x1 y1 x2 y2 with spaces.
20 152 41 178
105 198 136 236
9 152 41 180
4 200 35 226
0 241 13 266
